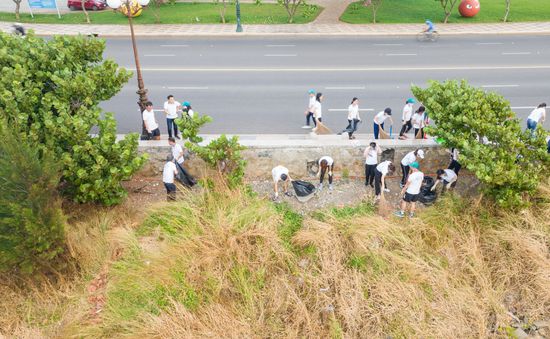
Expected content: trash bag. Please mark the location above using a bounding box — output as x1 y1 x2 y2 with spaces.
422 176 435 190
292 180 316 197
418 176 437 205
176 162 196 188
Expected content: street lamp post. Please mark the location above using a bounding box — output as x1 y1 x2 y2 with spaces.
236 0 243 32
106 0 151 140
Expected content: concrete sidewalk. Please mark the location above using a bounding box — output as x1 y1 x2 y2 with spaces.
2 21 550 37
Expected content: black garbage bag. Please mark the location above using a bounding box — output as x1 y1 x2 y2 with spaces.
422 176 435 190
292 180 316 197
418 176 437 205
175 162 196 188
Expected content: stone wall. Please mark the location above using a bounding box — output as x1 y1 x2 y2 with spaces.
140 139 451 181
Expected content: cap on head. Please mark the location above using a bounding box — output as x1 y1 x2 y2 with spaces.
384 107 392 115
308 89 315 94
183 101 190 107
406 98 416 104
417 149 425 159
410 162 420 169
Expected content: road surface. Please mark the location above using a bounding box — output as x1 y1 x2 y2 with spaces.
99 35 550 134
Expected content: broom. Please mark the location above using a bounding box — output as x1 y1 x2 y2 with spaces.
378 190 393 217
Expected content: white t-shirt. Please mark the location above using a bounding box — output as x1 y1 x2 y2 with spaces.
374 111 389 124
187 109 195 118
308 96 316 111
451 148 459 161
348 104 360 120
364 147 378 165
376 160 391 175
171 143 184 164
402 103 413 121
163 162 177 183
441 169 457 183
401 151 417 166
411 112 425 129
142 109 159 132
312 101 322 118
272 165 289 183
406 171 424 195
528 107 545 122
164 101 181 119
319 156 334 166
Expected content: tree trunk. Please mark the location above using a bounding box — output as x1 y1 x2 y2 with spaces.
372 8 377 23
220 0 226 23
443 11 451 23
14 0 21 20
503 0 511 22
81 0 91 24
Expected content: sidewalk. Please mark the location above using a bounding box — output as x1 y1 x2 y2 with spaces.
2 21 550 36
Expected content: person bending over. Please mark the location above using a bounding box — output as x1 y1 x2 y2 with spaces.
317 156 334 191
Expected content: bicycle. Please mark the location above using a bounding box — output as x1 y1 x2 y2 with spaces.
416 30 440 42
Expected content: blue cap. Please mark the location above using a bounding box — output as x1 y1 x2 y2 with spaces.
308 89 315 94
410 162 420 169
425 20 432 24
406 98 416 104
183 101 190 107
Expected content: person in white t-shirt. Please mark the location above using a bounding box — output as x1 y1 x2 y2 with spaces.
317 156 334 191
411 106 426 139
373 107 393 139
526 103 546 136
364 142 381 187
164 95 181 139
432 168 458 192
162 155 178 201
168 136 184 169
182 101 194 118
303 89 317 129
448 148 461 175
374 160 396 200
142 101 160 140
272 165 292 199
399 98 415 139
400 149 425 187
311 92 323 126
343 97 361 140
395 162 424 218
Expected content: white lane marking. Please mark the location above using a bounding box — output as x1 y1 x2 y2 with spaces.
325 86 366 90
135 65 550 72
167 86 209 90
328 108 374 112
266 44 296 47
144 54 176 57
481 84 519 88
511 106 535 109
264 54 297 57
160 44 189 47
374 43 404 46
502 52 531 55
385 53 417 56
476 42 504 45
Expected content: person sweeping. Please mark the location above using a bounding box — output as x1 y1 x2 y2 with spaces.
395 162 424 218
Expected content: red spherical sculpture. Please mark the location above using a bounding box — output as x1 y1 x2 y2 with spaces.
459 0 480 18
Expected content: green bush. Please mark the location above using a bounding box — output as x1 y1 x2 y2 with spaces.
0 32 146 205
0 129 66 274
412 80 550 207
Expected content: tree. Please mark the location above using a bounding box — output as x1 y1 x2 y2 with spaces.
0 32 147 205
411 80 550 207
503 0 511 22
150 0 165 24
436 0 459 23
364 0 383 23
219 0 228 24
278 0 304 24
81 0 91 24
12 0 22 20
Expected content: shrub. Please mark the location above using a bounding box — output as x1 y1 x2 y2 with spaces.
0 32 146 205
0 128 66 274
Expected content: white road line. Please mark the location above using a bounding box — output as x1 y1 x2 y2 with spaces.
374 43 404 46
325 86 366 90
167 86 209 90
385 53 417 56
502 52 531 55
476 42 504 45
264 54 297 57
266 44 295 47
511 106 535 109
135 65 550 72
160 44 189 47
144 54 176 57
328 108 374 112
481 84 519 88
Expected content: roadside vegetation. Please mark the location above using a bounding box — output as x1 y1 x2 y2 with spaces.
0 2 321 25
341 0 550 24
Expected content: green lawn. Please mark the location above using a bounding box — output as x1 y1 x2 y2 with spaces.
0 3 321 25
341 0 550 24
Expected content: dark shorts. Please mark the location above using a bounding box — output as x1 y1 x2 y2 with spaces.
443 180 457 188
150 128 160 137
403 192 419 203
164 182 176 193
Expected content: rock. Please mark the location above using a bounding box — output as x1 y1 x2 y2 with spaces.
512 327 528 339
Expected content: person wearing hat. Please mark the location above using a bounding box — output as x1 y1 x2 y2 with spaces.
395 161 424 218
162 155 179 201
373 107 393 140
272 165 292 199
400 149 425 187
181 101 195 118
399 98 415 139
303 89 317 129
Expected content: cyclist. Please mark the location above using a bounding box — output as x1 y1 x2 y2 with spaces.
423 20 435 36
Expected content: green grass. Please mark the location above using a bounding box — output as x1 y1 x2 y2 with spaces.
0 3 321 25
341 0 550 24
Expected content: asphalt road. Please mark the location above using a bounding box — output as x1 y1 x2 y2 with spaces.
99 35 550 134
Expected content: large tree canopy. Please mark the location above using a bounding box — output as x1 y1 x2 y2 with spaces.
0 32 146 205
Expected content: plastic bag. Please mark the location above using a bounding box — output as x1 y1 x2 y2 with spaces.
292 180 316 197
176 163 196 187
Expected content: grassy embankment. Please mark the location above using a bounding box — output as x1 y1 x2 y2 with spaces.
1 180 549 337
341 0 550 24
0 3 321 25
